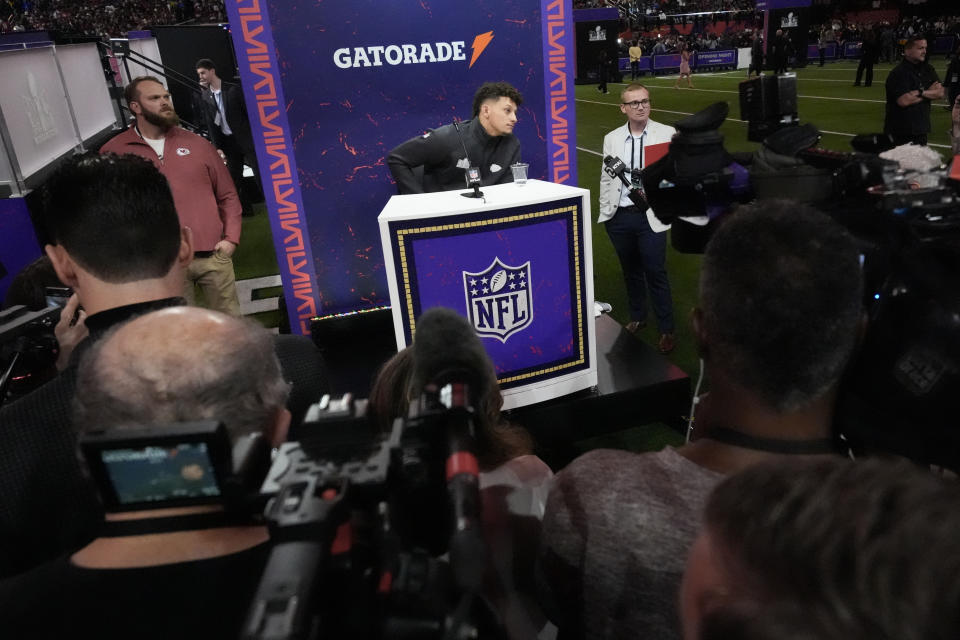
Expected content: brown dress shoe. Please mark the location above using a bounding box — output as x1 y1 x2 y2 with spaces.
658 333 675 354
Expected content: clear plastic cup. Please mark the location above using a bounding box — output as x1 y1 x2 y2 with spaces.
510 162 529 185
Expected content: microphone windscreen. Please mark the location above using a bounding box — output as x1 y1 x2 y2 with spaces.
604 156 627 176
411 307 496 398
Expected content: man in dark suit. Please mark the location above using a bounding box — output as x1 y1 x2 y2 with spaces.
195 58 262 216
772 29 789 75
853 28 879 87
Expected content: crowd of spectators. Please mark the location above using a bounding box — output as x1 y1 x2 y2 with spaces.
573 0 764 57
616 29 756 59
812 14 960 45
12 0 953 53
575 0 754 13
803 14 960 68
0 0 226 37
635 0 755 16
575 0 959 66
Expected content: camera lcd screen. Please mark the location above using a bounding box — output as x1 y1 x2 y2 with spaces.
44 286 72 308
99 442 221 505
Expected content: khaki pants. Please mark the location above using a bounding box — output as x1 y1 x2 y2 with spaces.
184 251 241 316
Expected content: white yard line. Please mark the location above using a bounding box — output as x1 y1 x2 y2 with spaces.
575 99 951 149
606 81 889 103
798 77 887 83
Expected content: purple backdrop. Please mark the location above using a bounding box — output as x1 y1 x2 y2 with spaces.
226 0 576 332
0 199 42 303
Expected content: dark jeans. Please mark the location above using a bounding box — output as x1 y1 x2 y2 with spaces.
631 60 640 79
605 207 674 332
855 59 874 86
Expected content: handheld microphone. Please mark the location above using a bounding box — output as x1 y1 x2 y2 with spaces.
603 155 648 210
411 307 490 593
454 119 483 199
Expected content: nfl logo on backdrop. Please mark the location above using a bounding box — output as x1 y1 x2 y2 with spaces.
463 258 532 342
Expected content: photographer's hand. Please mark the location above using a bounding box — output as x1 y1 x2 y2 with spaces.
54 293 88 371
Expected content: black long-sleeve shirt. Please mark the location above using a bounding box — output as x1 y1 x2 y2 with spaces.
387 118 521 194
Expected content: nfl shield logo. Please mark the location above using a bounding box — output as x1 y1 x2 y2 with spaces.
463 258 533 342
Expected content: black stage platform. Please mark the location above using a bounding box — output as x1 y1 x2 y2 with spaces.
507 314 690 469
311 310 690 470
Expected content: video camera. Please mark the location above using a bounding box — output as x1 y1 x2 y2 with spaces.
637 76 960 471
0 303 63 405
80 383 502 640
80 420 271 515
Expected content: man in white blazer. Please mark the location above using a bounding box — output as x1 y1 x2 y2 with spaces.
598 83 677 353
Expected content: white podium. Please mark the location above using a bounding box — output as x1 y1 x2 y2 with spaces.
378 179 596 410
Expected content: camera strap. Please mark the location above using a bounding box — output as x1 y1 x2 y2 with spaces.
629 127 646 188
705 426 837 455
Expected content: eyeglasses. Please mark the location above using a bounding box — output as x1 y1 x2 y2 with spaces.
622 99 651 109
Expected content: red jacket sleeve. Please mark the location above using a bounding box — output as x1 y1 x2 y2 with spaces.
204 140 243 245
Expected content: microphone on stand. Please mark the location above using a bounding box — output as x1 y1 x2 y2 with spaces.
454 119 483 199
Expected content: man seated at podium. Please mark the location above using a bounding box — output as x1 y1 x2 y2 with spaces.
387 82 523 194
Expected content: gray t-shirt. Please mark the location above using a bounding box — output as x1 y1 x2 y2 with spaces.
537 447 724 640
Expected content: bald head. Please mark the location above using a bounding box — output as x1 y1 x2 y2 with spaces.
74 307 290 443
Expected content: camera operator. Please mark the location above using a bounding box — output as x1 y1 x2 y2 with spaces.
367 312 554 640
2 256 87 384
0 307 289 639
0 154 327 578
536 201 864 640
